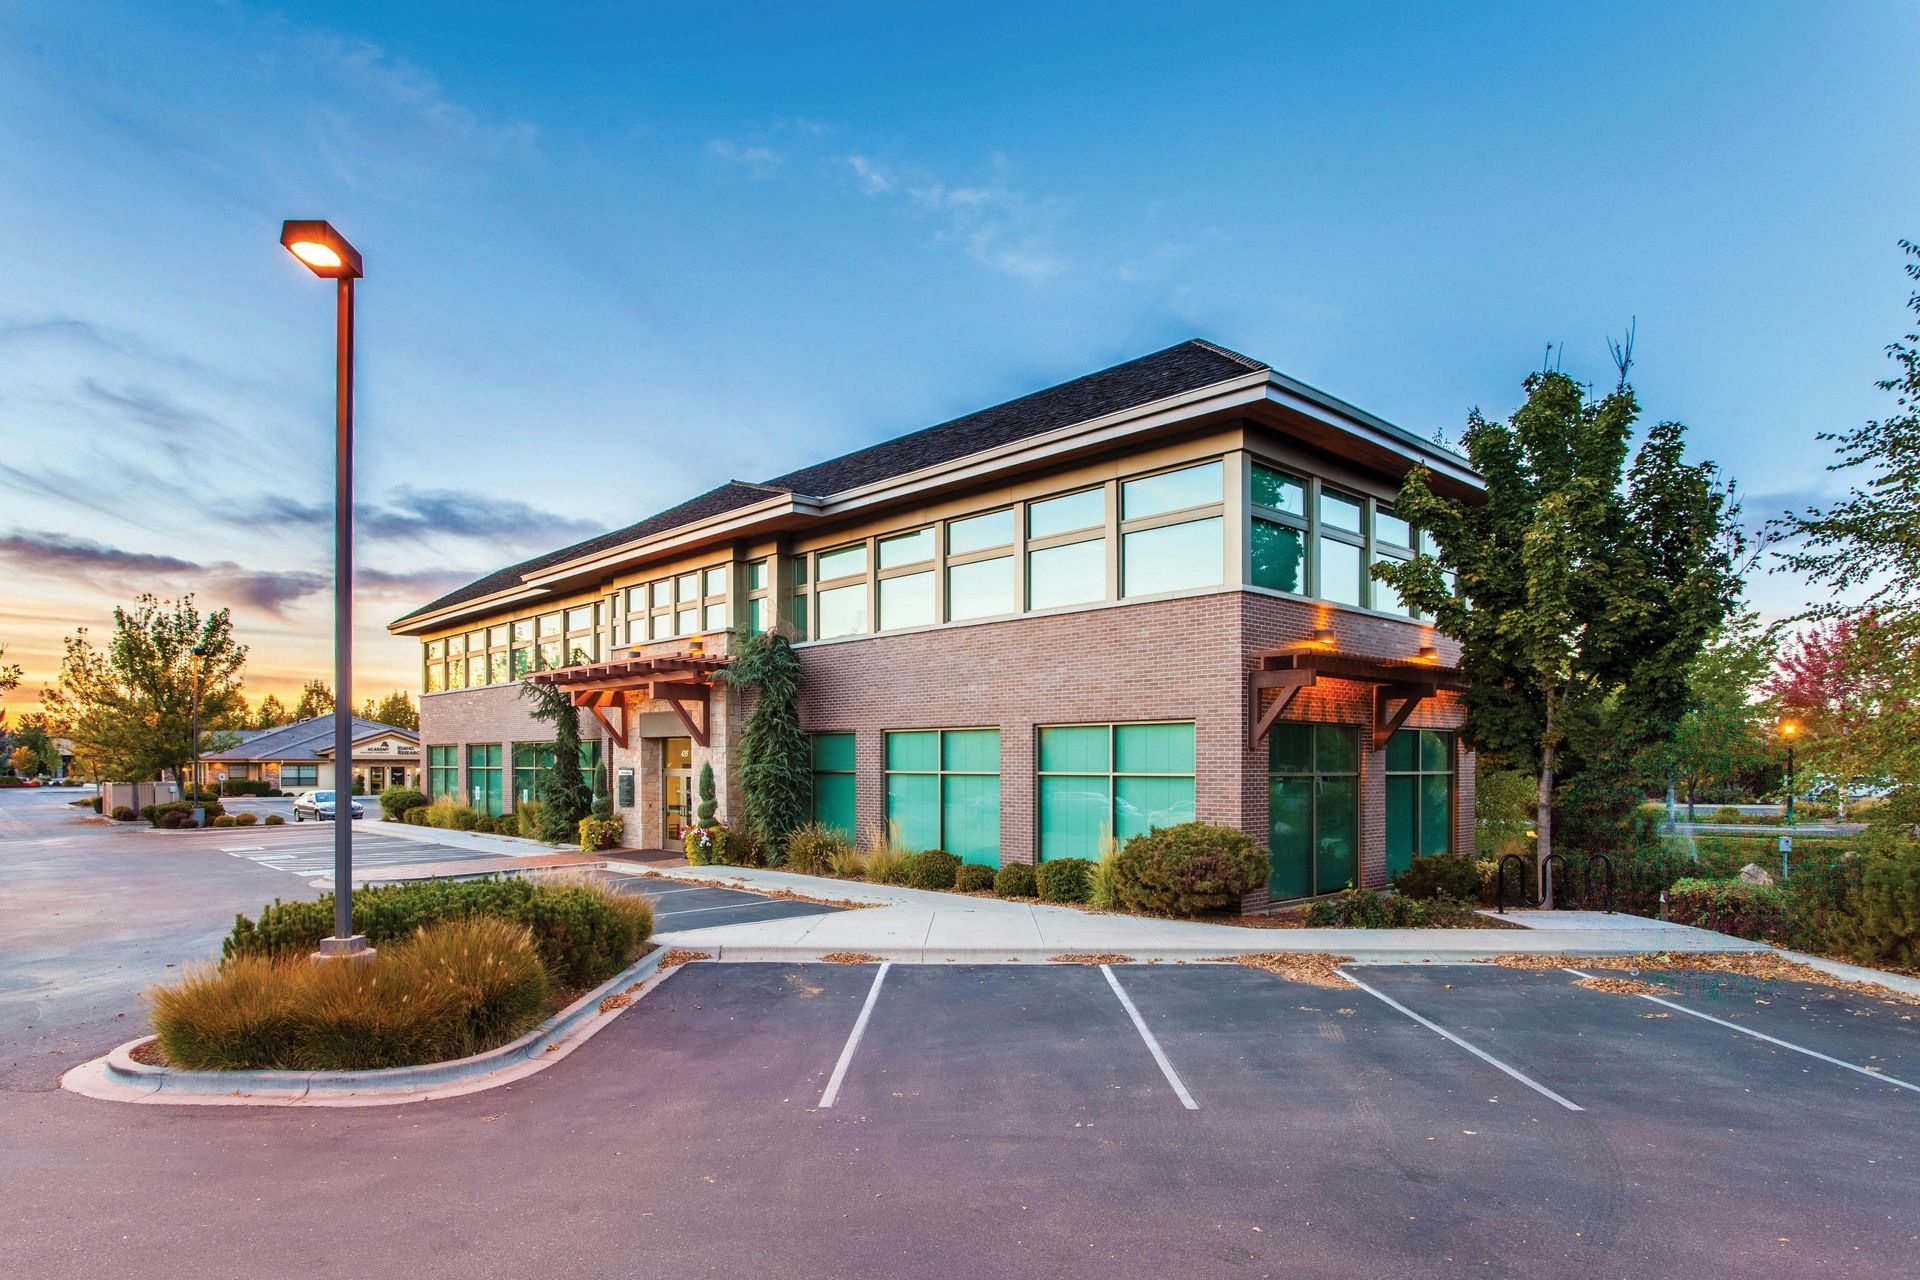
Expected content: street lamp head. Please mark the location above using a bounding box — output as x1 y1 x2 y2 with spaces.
279 220 363 279
1781 720 1799 739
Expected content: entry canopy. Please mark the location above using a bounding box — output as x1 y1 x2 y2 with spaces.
528 651 731 748
1248 642 1466 753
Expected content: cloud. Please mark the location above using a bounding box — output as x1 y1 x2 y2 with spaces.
227 487 601 547
708 138 782 177
0 530 196 575
212 567 330 613
78 377 224 441
846 152 1066 280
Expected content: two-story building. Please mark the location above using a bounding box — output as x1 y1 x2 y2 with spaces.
389 340 1482 908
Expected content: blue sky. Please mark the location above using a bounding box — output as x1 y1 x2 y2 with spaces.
1 1 1915 708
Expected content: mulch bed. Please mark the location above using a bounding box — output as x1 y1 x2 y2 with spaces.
1217 952 1355 988
128 1039 167 1066
1484 951 1920 1005
818 952 886 964
1048 953 1135 965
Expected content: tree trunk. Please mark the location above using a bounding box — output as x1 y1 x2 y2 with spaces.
1536 743 1555 909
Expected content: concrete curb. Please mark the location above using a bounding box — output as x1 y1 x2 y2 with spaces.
60 947 673 1109
1765 945 1920 997
684 936 1774 966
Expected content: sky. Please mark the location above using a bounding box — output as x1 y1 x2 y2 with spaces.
1 1 1915 715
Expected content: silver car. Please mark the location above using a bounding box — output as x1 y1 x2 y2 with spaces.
292 789 364 821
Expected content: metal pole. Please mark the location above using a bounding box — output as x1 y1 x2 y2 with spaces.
1785 744 1794 825
190 656 200 807
332 273 357 947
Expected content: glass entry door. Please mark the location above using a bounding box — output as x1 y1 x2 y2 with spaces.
661 737 694 845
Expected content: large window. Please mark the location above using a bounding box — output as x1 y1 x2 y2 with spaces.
622 566 730 644
1121 461 1224 598
877 528 935 631
815 543 869 639
1267 724 1359 899
1251 462 1308 594
283 763 319 789
1386 729 1454 877
1317 488 1366 607
1036 722 1195 860
1372 507 1415 618
427 745 458 799
946 508 1015 622
811 733 856 837
1027 488 1106 611
512 739 605 807
467 743 503 817
885 729 1001 866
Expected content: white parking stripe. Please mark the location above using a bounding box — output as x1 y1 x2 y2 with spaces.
1561 968 1920 1095
653 899 801 920
818 963 891 1109
1101 965 1199 1110
1340 968 1585 1112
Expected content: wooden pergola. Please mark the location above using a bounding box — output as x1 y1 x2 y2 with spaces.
526 652 732 749
1248 643 1468 752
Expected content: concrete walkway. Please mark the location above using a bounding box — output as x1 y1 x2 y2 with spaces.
607 858 1763 964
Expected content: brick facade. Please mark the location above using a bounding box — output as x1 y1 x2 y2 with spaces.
420 587 1474 907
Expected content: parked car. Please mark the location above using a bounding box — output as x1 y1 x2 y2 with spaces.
292 790 364 821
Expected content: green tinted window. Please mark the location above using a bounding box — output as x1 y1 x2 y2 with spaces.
1267 724 1358 898
942 729 1000 774
1315 724 1358 773
1038 723 1195 859
812 733 856 773
1268 722 1312 774
1114 722 1195 775
885 772 940 851
1385 729 1454 867
885 729 1001 865
1252 519 1305 594
1251 463 1306 517
1038 725 1109 774
811 732 857 837
886 731 938 772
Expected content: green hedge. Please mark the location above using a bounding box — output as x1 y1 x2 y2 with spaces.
1035 857 1095 904
222 877 654 990
955 863 996 893
994 862 1037 898
1832 843 1920 967
1666 877 1791 941
1393 853 1482 902
379 786 427 821
1112 822 1268 916
906 849 962 890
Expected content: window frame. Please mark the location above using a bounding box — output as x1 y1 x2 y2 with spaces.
1034 720 1197 861
883 728 1002 865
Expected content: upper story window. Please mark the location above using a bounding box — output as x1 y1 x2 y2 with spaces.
1316 487 1366 607
1120 461 1224 599
1251 462 1308 595
946 508 1015 622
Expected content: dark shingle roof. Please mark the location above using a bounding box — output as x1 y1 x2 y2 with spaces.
392 340 1269 627
203 716 417 762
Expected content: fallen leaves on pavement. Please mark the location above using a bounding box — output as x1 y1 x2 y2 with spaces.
1215 952 1355 988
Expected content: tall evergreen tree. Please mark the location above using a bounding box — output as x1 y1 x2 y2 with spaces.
521 681 589 843
1377 355 1741 899
293 679 334 721
722 631 809 858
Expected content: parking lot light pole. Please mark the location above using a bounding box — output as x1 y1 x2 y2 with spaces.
280 220 371 963
189 644 205 821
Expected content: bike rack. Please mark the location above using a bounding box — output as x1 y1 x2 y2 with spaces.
1497 851 1616 914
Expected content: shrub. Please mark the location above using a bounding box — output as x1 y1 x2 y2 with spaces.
1711 806 1745 825
1665 877 1791 942
402 808 426 826
955 863 996 893
1394 853 1483 902
146 800 225 827
379 786 428 822
683 826 717 865
223 876 654 990
421 797 480 832
994 862 1038 898
90 796 104 814
219 780 279 797
1304 887 1427 928
515 798 546 840
1035 857 1095 904
111 805 136 821
233 811 258 826
1112 822 1269 916
827 844 868 880
151 917 552 1071
906 849 961 890
579 814 625 852
264 814 285 826
471 816 498 835
1831 841 1920 966
211 815 237 828
786 823 852 876
724 827 764 867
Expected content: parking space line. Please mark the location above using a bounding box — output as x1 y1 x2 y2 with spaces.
818 962 891 1109
1339 968 1584 1112
1562 968 1920 1095
653 899 805 921
1101 965 1199 1110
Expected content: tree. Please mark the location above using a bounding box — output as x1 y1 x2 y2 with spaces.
520 681 589 843
1641 613 1778 818
293 680 334 721
41 595 248 786
0 643 20 743
695 761 718 827
1376 357 1742 900
1765 616 1916 816
8 713 61 777
8 745 36 777
253 693 291 729
360 690 419 730
722 631 809 859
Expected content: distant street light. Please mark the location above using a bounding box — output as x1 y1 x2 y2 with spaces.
189 644 205 820
280 219 371 963
1780 720 1799 825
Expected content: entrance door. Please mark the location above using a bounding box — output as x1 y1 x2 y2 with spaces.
660 737 694 845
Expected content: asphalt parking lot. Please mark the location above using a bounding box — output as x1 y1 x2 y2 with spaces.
596 869 844 934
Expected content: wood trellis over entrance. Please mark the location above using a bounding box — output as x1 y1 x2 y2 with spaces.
1248 645 1469 752
526 652 732 749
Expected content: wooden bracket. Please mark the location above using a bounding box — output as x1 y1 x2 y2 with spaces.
1248 669 1316 750
650 681 711 748
571 690 629 749
1372 682 1434 751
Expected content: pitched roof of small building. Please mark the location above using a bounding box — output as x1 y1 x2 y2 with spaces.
201 716 418 763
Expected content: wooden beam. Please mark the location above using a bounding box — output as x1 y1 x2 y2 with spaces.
584 695 629 749
652 682 711 747
1372 682 1434 751
1248 669 1316 750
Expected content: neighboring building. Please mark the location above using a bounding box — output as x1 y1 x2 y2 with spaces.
389 341 1483 907
198 716 420 793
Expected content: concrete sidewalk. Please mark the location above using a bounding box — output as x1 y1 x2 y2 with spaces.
607 857 1764 964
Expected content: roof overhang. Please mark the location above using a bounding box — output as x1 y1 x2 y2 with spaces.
1249 642 1468 752
527 651 731 748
